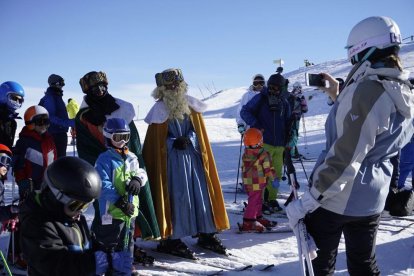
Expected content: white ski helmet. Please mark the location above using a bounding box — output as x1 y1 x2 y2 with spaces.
293 82 302 90
346 16 401 64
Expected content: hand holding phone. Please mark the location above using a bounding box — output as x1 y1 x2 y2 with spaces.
305 73 326 87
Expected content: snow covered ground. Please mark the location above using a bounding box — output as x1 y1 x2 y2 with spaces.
3 42 414 275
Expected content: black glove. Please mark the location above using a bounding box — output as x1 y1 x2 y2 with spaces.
126 176 142 195
173 136 191 150
114 197 134 216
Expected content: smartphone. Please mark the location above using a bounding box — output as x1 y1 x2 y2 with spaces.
305 73 325 87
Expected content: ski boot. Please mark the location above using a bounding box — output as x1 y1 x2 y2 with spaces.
257 216 277 229
133 246 155 266
197 233 227 255
238 219 265 233
268 200 283 212
157 239 196 260
262 202 272 215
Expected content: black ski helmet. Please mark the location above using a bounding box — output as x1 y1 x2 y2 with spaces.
48 74 65 87
267 74 286 88
43 156 101 203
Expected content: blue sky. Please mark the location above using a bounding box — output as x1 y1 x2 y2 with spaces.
0 0 413 118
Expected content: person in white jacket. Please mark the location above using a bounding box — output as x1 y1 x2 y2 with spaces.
236 74 266 134
286 16 414 275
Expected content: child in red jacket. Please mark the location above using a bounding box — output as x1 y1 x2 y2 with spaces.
239 128 277 232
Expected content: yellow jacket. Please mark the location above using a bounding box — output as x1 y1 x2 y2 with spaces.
66 99 80 119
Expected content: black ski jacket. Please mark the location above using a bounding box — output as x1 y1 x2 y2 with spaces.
19 193 97 276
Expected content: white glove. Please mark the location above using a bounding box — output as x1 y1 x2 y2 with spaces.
136 168 148 187
286 190 320 230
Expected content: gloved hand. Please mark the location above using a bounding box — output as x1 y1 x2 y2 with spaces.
173 136 191 150
18 179 33 200
285 190 320 230
95 251 109 275
272 178 280 189
114 197 135 216
237 124 246 134
126 176 142 195
112 251 133 274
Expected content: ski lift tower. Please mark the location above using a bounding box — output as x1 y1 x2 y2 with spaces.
273 58 284 73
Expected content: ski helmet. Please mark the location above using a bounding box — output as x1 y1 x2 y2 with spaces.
79 71 108 94
243 128 263 148
42 156 102 205
293 82 302 90
0 81 25 111
267 74 285 88
24 105 49 130
346 16 402 64
252 74 265 87
0 144 12 169
276 67 283 73
48 74 65 87
103 118 131 148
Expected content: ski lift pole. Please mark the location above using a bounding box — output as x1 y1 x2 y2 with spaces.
301 114 308 151
234 134 244 203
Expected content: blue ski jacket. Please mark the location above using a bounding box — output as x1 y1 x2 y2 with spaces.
240 87 291 147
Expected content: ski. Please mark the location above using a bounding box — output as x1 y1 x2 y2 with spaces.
148 248 253 274
135 260 223 276
257 264 275 271
227 209 288 219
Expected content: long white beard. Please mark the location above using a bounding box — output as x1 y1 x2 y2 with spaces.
152 82 191 121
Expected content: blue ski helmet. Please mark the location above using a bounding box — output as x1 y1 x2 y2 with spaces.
103 118 131 148
0 81 25 111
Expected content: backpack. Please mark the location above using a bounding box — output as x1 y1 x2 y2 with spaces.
385 188 414 216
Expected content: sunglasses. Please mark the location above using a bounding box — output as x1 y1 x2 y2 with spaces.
0 153 11 169
268 85 280 92
33 117 50 126
9 94 24 104
253 80 265 87
52 81 65 87
155 69 184 87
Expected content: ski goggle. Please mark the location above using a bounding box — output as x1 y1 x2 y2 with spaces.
66 199 92 212
51 80 65 87
32 117 50 126
155 69 184 87
0 153 11 169
104 132 131 143
253 80 265 87
46 178 94 212
8 94 24 104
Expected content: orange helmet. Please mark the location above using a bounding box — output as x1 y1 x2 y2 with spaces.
0 144 12 156
24 105 49 130
243 128 263 148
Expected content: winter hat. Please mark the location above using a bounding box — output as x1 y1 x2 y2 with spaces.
79 71 108 93
48 74 65 87
252 74 265 82
267 74 285 87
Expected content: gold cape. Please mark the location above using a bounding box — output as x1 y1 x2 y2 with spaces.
142 109 229 238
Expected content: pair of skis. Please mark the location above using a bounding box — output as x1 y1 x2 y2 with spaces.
285 152 316 276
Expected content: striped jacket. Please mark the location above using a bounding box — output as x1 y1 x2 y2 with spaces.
13 127 56 190
242 147 276 192
310 61 414 216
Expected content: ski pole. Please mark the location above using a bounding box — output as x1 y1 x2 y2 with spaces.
11 176 15 265
0 250 12 276
234 134 243 203
285 151 315 276
301 114 308 152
